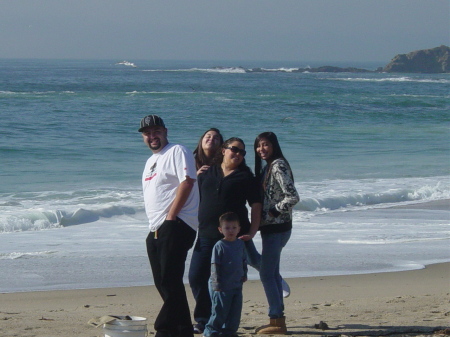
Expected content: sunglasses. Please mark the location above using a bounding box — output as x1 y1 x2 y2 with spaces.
226 146 246 156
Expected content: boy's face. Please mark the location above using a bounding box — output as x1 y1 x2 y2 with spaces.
218 220 240 241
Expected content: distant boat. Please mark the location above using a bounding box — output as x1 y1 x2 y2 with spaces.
115 61 137 68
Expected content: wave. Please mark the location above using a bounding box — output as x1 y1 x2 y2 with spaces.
0 205 140 233
0 251 57 260
125 90 203 95
0 176 447 233
143 67 248 74
0 188 144 233
59 205 136 226
333 77 450 84
0 90 75 96
141 67 313 74
338 236 450 245
296 176 449 212
388 93 450 99
139 67 450 82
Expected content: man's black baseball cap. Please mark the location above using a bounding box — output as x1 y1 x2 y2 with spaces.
138 115 165 132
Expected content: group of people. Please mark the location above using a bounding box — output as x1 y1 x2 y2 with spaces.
139 115 299 337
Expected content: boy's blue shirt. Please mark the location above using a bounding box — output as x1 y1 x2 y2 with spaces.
210 238 248 291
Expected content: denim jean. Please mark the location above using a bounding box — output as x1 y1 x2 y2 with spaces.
203 283 243 337
259 230 291 318
188 236 220 325
244 239 261 271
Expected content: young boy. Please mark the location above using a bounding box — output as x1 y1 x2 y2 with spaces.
203 212 248 337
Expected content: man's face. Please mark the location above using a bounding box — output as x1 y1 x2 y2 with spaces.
142 126 168 153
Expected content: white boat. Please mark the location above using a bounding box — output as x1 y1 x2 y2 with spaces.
115 61 137 68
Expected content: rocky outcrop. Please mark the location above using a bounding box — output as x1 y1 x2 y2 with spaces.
383 45 449 73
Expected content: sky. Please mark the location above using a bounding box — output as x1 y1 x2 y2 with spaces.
0 0 448 63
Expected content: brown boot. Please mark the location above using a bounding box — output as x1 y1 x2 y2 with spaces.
255 316 287 334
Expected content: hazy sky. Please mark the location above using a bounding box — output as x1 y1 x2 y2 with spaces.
1 0 448 63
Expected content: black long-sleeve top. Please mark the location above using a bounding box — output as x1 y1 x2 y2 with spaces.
198 165 261 240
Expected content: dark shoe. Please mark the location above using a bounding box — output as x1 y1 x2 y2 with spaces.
194 322 205 334
202 333 220 337
155 330 172 337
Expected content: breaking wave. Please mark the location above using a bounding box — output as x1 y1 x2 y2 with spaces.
0 176 447 233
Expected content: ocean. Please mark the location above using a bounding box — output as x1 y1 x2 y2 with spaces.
0 59 449 293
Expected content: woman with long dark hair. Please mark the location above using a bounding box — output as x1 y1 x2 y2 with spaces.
193 128 224 175
253 132 299 335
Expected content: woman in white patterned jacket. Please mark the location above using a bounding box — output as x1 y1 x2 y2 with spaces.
253 131 300 335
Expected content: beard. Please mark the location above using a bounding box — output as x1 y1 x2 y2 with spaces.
149 142 161 151
148 138 165 152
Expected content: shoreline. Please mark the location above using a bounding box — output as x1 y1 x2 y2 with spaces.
1 262 448 336
387 198 450 211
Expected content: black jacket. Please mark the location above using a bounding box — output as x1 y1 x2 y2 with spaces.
198 165 261 239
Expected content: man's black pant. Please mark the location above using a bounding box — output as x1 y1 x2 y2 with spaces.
146 218 196 337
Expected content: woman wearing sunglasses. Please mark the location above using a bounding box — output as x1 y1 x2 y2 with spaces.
253 132 299 335
189 137 262 335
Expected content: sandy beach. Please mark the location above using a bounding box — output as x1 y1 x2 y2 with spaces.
1 262 448 337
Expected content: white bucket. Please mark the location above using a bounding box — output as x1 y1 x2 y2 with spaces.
103 316 147 337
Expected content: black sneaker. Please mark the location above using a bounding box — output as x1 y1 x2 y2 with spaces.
193 322 205 334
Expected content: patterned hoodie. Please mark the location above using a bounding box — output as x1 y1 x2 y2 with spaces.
260 158 300 234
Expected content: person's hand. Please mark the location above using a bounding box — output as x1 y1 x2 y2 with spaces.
197 165 210 175
269 207 281 218
238 234 254 241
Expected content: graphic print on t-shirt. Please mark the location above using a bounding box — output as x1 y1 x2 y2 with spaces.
144 162 157 181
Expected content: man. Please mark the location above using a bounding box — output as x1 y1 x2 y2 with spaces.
139 114 199 337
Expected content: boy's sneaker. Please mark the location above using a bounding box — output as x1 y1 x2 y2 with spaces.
282 278 290 298
194 322 205 334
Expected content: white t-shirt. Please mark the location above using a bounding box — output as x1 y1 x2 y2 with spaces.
142 143 199 231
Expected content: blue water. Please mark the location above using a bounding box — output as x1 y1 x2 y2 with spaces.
0 59 449 292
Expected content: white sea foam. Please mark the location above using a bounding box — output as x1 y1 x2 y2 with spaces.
0 251 57 260
0 90 75 96
142 67 247 73
338 236 449 245
193 67 247 73
0 189 144 233
125 91 199 95
333 77 450 84
0 176 447 234
1 205 447 292
297 176 450 212
388 93 449 98
258 67 301 72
